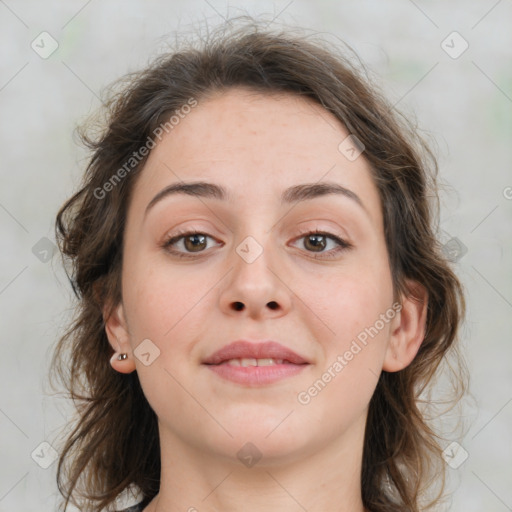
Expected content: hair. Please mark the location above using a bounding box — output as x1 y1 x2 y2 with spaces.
52 17 468 512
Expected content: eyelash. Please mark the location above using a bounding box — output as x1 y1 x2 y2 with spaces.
161 228 353 260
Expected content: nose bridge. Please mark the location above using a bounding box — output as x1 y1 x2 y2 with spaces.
234 230 275 289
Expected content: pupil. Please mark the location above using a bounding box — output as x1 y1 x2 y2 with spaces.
185 234 206 252
307 234 325 252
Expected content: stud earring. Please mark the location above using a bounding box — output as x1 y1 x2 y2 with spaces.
117 353 128 361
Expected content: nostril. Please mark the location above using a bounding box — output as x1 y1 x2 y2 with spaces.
267 301 278 310
233 302 244 311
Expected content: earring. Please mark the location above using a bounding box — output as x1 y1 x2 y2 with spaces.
117 353 128 361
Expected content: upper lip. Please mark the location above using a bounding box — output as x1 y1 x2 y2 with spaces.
202 340 310 365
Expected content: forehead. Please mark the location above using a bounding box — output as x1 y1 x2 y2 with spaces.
130 87 382 227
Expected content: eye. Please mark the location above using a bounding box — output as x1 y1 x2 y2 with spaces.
161 228 352 260
162 230 221 258
291 230 352 258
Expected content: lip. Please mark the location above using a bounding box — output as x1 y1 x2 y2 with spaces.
202 340 310 386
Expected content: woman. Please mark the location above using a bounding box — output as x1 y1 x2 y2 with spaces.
52 19 467 512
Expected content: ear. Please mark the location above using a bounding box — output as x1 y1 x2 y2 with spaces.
383 280 428 372
104 302 136 374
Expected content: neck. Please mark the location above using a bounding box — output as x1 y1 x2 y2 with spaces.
145 419 367 512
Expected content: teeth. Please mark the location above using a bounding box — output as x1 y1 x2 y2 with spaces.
255 358 276 367
240 358 258 367
226 358 284 367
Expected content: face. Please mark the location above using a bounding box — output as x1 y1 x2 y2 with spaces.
109 88 403 464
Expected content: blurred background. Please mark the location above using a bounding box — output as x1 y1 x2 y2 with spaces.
1 1 511 510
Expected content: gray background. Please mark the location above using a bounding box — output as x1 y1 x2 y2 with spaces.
1 1 511 510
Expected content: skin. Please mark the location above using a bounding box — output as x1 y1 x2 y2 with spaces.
105 88 427 512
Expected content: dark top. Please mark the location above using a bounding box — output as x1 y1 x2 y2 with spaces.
119 504 144 512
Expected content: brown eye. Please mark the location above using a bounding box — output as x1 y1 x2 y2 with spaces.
183 233 208 252
292 231 353 259
162 230 221 259
303 234 327 252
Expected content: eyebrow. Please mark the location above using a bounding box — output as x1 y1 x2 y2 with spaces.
145 180 367 216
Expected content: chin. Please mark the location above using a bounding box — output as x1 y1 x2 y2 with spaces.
219 416 314 460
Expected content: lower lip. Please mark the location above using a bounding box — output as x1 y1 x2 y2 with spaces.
204 363 309 385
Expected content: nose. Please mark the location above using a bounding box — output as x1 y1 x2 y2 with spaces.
218 235 292 320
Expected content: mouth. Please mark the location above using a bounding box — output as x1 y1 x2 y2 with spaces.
202 340 310 386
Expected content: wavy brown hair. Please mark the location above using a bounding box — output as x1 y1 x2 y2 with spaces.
52 18 468 512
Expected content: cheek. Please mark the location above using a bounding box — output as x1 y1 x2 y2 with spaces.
121 260 213 423
122 256 206 341
295 274 394 433
298 259 394 339
295 254 395 404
